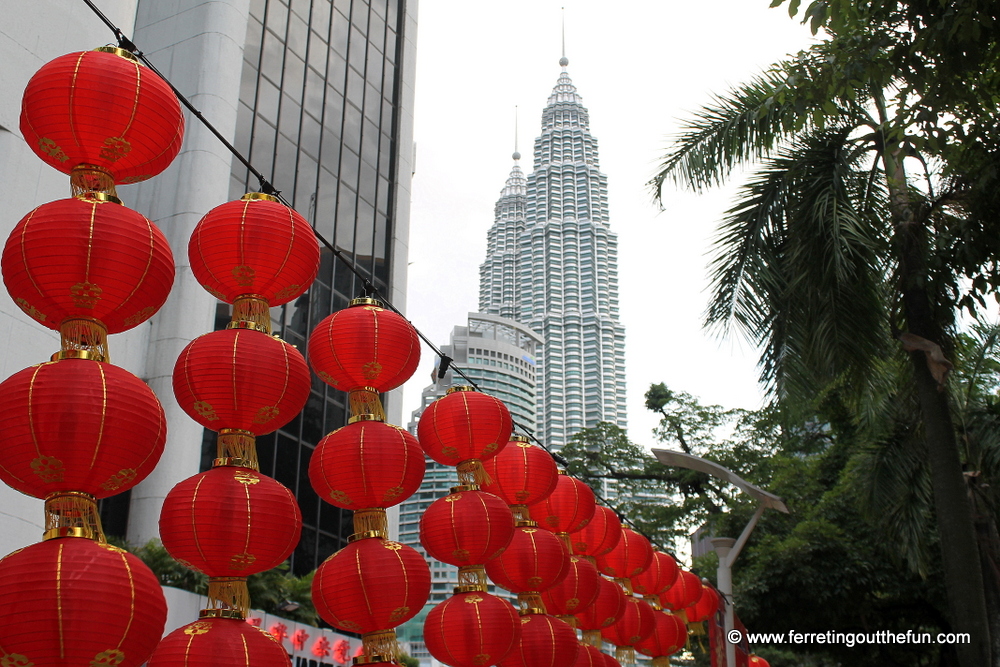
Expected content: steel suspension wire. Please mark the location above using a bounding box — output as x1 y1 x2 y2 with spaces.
79 0 669 553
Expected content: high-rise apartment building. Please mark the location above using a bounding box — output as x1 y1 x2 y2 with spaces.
0 0 417 577
480 58 627 448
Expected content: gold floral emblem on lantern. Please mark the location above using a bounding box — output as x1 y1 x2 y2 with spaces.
1 654 34 667
273 285 299 301
444 494 462 503
184 622 213 636
516 442 531 448
100 469 137 492
441 446 459 458
483 442 498 453
383 486 404 501
70 282 102 308
234 471 260 485
122 306 155 327
230 552 257 569
99 137 131 161
339 620 362 632
389 606 410 621
30 455 64 483
566 597 580 610
362 361 383 380
317 371 338 386
383 542 404 551
464 596 483 605
89 649 125 667
193 401 219 421
527 576 543 587
231 265 255 286
452 549 470 560
472 654 491 666
37 138 68 162
329 490 352 505
253 405 279 424
15 298 46 321
515 491 531 502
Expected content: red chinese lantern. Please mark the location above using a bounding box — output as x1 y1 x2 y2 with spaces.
418 387 512 484
529 473 596 538
597 527 654 580
20 48 184 185
173 328 310 434
571 505 622 559
0 358 165 498
419 487 515 567
631 551 679 597
635 612 687 664
602 653 622 667
159 466 302 576
748 655 771 667
0 537 167 667
484 525 570 598
423 592 520 667
575 576 627 632
659 570 703 612
189 194 319 306
601 597 657 649
481 435 559 511
312 537 430 634
499 613 579 667
308 298 420 414
148 617 290 667
572 644 607 667
2 196 174 334
310 416 425 509
686 585 720 623
541 555 602 617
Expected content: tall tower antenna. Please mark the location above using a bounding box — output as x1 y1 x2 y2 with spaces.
513 106 520 161
560 7 568 68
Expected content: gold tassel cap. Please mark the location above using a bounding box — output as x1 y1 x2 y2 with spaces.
227 294 271 333
70 164 118 199
582 630 602 648
43 491 104 542
213 429 258 470
615 647 636 666
516 592 546 615
455 565 488 593
200 577 250 619
457 459 493 486
359 630 400 663
53 318 108 362
349 387 385 420
351 508 389 540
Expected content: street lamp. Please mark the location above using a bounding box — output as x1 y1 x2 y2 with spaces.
651 449 789 667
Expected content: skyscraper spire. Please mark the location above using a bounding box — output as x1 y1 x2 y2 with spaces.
560 7 568 68
513 106 520 161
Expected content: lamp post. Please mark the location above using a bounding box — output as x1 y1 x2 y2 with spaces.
651 449 789 667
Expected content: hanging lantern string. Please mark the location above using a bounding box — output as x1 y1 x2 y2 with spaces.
81 0 671 556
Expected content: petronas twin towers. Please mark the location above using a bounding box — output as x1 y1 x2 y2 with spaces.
477 57 627 448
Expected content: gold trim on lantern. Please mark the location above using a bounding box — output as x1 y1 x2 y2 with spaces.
445 385 475 395
514 518 538 528
214 429 258 470
556 532 572 551
644 594 663 611
349 297 384 308
614 577 635 596
510 434 530 443
241 192 280 203
582 630 602 648
510 504 531 522
348 388 385 421
353 656 389 666
202 577 249 619
352 508 388 539
227 295 272 334
70 164 118 199
450 484 480 494
58 318 109 363
348 413 384 424
457 459 493 487
43 491 104 542
455 565 488 592
360 630 400 663
94 46 139 62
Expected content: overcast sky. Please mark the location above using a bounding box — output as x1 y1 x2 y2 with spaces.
400 1 817 446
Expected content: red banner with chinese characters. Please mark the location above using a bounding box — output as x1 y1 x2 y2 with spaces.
709 607 749 667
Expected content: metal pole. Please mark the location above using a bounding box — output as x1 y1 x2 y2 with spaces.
711 537 736 667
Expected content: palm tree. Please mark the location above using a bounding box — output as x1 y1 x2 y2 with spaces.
650 22 998 667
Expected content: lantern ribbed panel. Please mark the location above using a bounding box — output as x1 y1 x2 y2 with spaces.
748 655 771 667
575 577 627 631
481 439 558 506
498 614 579 667
600 597 657 648
596 527 653 579
172 328 310 434
635 612 687 659
529 474 596 535
686 585 720 623
417 389 513 466
20 50 184 183
573 644 607 667
631 551 679 597
0 538 167 667
659 570 703 612
308 303 420 392
159 467 302 576
602 653 622 667
540 555 601 616
2 197 174 333
570 505 622 559
148 618 290 667
310 420 425 509
419 489 514 566
312 537 430 633
189 197 319 305
0 359 165 499
484 525 570 594
423 592 520 667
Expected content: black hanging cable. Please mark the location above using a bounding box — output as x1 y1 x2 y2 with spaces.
80 0 670 554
